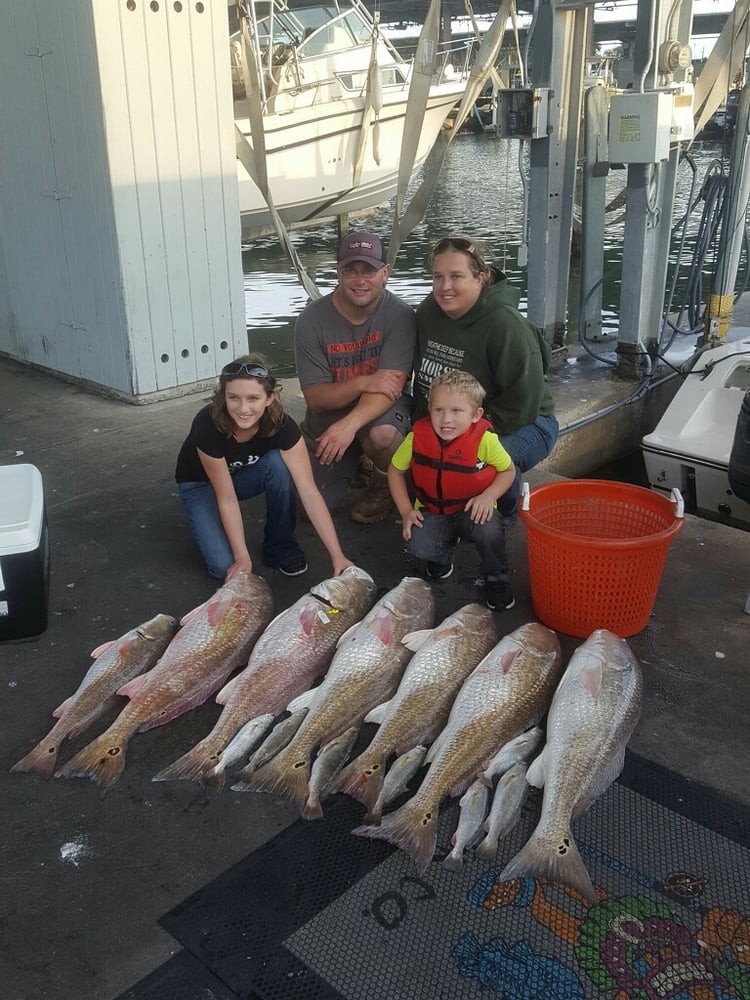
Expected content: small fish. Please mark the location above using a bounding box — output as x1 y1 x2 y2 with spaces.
367 745 427 825
202 713 274 789
153 567 376 787
245 578 435 816
475 761 530 863
303 726 359 821
499 629 643 904
11 613 179 778
442 780 489 872
479 727 544 787
55 573 274 792
353 623 563 874
236 708 309 782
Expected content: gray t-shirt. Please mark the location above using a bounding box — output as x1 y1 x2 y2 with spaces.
294 289 417 438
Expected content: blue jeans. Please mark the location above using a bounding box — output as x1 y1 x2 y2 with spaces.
498 413 559 519
408 509 510 584
177 451 303 579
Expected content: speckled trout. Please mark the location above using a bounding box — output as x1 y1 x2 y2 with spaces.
499 629 642 904
334 604 498 816
55 573 273 792
11 613 179 779
152 567 376 788
354 622 562 873
241 577 435 818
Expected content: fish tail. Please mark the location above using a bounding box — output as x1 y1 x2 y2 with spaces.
334 753 384 810
474 834 499 864
152 737 221 784
243 747 311 812
301 795 324 821
54 732 129 792
353 800 439 874
11 739 59 779
441 850 464 873
202 767 227 793
499 827 597 905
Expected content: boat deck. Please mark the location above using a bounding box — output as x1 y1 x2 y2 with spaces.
1 343 749 1000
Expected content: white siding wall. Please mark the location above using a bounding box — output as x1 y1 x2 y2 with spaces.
0 0 244 398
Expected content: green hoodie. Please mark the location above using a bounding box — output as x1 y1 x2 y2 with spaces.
414 270 554 434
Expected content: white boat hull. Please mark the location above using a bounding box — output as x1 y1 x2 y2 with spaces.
642 337 750 529
235 85 462 237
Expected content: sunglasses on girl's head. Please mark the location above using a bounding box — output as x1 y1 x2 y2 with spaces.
220 362 269 380
433 237 483 266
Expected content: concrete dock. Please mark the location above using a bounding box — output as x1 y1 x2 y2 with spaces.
1 350 748 1000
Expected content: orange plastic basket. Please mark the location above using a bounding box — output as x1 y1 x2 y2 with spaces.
519 480 684 638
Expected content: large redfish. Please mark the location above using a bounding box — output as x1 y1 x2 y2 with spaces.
354 622 562 873
152 567 376 788
55 573 273 792
240 577 435 818
11 613 179 778
334 603 498 820
499 628 643 903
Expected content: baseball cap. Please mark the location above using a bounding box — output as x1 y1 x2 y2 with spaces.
337 231 387 269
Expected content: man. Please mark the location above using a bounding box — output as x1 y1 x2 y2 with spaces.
294 231 416 524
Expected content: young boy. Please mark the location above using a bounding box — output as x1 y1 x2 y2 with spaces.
388 370 518 611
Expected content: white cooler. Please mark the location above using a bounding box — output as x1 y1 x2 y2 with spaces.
0 464 49 640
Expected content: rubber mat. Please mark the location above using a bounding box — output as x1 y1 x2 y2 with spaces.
157 753 750 1000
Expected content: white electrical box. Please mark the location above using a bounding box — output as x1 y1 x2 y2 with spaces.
609 92 673 162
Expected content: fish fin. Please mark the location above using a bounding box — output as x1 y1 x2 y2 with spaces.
474 835 498 863
202 768 226 793
65 696 121 739
364 701 390 726
333 753 384 809
400 628 434 652
11 738 60 779
54 732 129 792
369 612 393 645
90 639 117 658
301 797 324 821
286 689 315 714
117 674 150 699
526 750 546 788
299 605 320 636
52 696 73 719
216 674 240 706
152 736 223 783
206 592 234 628
580 659 603 697
179 600 208 627
441 850 464 873
500 649 521 674
352 799 439 874
499 828 597 905
572 749 626 819
242 746 311 812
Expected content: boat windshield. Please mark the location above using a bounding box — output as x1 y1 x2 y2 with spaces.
255 6 370 57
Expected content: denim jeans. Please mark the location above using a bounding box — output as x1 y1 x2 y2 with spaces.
498 413 560 520
408 509 510 584
177 450 303 579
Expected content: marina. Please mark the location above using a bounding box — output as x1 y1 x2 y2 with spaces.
1 0 750 997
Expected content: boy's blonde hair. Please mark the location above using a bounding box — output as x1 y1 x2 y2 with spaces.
428 369 486 410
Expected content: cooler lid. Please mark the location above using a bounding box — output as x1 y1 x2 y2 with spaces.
0 464 45 555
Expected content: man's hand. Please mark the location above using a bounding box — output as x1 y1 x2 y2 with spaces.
315 420 357 465
361 369 405 401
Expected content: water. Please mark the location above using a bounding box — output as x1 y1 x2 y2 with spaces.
243 133 734 377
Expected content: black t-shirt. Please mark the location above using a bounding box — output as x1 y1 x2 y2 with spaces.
175 406 302 483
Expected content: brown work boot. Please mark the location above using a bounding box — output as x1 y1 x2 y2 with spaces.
350 470 394 524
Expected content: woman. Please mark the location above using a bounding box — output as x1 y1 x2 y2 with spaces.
413 236 558 476
175 355 354 581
